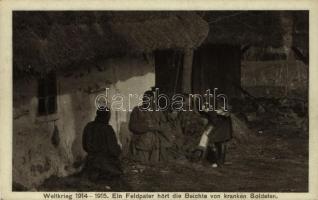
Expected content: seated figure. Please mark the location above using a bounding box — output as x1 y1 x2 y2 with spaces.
82 108 123 181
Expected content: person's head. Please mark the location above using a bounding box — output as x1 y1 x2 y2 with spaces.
142 90 155 109
95 108 111 123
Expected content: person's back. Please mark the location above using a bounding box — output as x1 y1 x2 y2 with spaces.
83 121 121 159
82 109 122 181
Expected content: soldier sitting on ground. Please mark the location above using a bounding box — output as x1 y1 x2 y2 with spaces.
82 108 123 181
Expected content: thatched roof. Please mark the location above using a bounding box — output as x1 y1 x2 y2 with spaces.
110 12 208 51
13 11 209 73
13 11 308 74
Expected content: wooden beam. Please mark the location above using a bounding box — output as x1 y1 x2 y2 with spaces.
182 48 194 93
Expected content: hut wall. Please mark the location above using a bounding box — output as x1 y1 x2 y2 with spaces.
241 60 308 98
13 55 155 189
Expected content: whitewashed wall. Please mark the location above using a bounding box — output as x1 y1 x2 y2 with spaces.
13 55 155 189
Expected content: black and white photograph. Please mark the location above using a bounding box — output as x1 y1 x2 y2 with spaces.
1 1 318 199
10 10 309 192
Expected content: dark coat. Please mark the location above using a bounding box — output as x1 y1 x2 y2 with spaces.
82 118 122 175
200 111 233 143
129 106 169 150
129 107 173 162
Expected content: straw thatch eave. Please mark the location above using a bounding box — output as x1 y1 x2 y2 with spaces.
13 11 209 74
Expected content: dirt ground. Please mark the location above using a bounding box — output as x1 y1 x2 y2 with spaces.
39 121 308 192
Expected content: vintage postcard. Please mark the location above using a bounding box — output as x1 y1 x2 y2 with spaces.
0 0 318 200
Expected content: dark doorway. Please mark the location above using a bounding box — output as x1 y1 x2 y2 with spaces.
154 49 184 96
192 44 241 98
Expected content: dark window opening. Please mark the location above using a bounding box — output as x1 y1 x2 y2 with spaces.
37 72 57 115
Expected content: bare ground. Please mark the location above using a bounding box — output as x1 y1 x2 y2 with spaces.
39 123 308 192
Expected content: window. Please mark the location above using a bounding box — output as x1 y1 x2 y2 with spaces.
37 72 57 115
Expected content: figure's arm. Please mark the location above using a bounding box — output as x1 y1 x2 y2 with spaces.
215 109 230 117
129 108 152 134
106 126 122 157
156 113 172 139
155 112 168 132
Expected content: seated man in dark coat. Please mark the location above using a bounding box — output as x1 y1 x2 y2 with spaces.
82 108 122 181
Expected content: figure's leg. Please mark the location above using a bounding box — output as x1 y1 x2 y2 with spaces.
130 134 151 163
206 144 218 164
99 160 123 181
149 134 160 163
216 142 226 165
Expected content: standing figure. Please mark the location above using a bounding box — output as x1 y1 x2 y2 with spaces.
163 109 187 161
200 104 233 167
129 90 171 163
